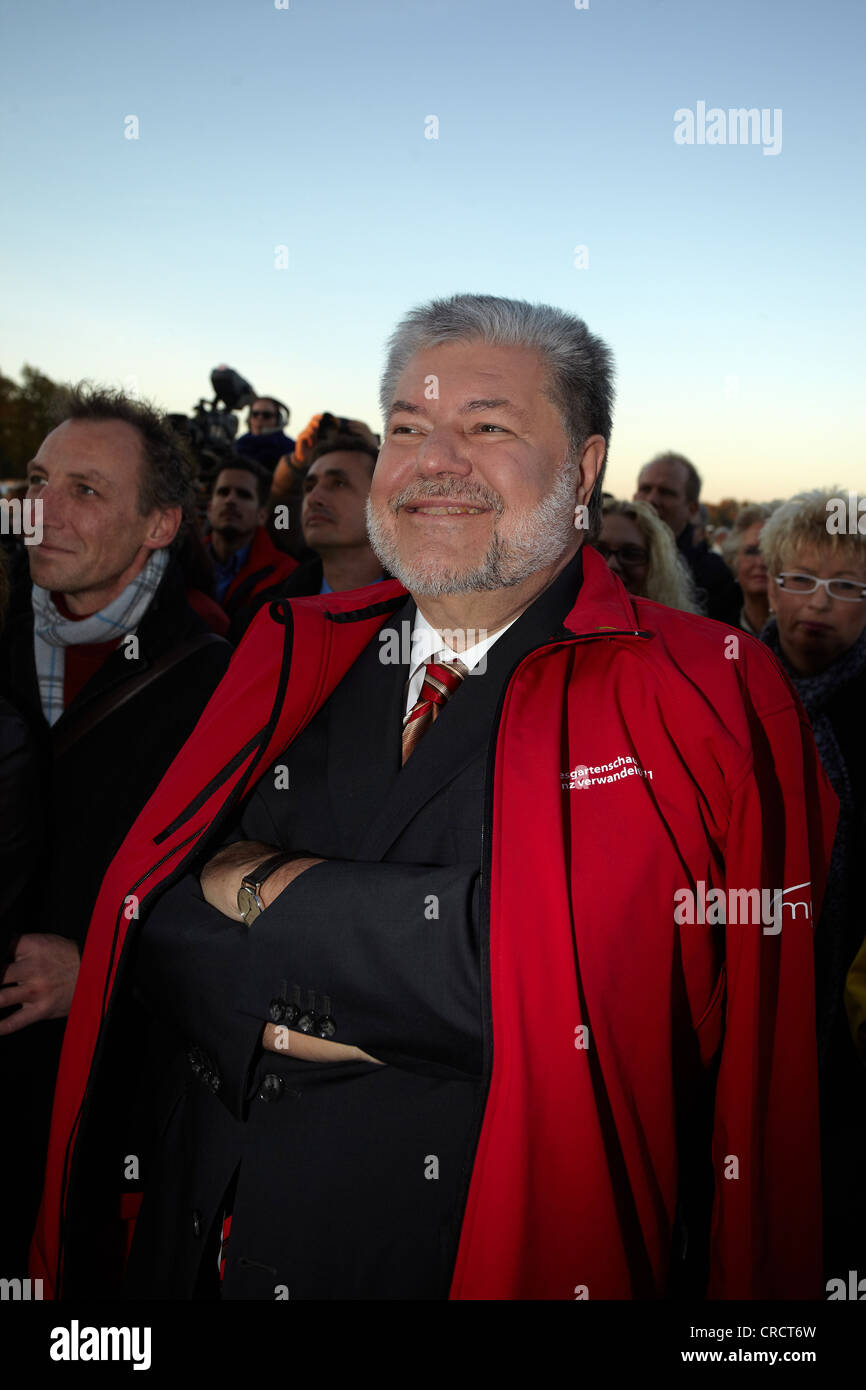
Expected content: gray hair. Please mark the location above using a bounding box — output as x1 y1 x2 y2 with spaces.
379 293 615 540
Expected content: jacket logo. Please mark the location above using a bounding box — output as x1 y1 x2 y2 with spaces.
561 755 654 790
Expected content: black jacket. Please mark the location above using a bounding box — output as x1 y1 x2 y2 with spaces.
0 554 231 949
227 556 324 645
677 523 740 624
0 554 230 1276
0 694 41 959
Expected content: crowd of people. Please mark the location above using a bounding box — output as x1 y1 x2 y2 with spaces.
0 292 863 1301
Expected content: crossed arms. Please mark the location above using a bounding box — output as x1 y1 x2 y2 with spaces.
132 836 482 1115
199 840 381 1064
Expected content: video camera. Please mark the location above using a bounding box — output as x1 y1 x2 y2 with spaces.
167 366 257 472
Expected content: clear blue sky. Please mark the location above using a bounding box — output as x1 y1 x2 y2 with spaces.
1 0 864 501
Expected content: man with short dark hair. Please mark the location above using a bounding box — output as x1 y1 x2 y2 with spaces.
37 299 835 1304
206 460 297 619
302 435 383 594
229 435 384 640
0 384 230 1274
635 451 739 622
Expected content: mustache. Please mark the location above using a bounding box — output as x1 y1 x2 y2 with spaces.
388 479 504 513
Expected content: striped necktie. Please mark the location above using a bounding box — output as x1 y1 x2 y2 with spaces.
401 654 468 765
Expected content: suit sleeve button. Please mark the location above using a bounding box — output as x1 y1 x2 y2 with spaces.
258 1073 285 1103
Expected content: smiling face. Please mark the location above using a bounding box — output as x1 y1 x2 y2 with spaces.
25 418 179 611
367 340 598 596
772 542 866 675
302 451 374 552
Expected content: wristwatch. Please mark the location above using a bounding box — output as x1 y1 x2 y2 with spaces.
237 851 307 926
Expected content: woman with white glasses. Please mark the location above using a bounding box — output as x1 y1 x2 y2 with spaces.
759 486 866 1283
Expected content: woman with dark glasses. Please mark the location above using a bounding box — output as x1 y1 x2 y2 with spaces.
597 496 700 613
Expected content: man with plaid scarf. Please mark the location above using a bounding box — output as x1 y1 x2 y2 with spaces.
0 385 229 1275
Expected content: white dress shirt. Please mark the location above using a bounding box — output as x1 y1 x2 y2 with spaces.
404 608 519 717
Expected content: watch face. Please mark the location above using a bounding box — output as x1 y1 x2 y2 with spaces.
237 885 262 924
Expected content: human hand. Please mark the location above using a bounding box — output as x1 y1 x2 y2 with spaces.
200 841 324 920
0 933 81 1034
261 1021 382 1065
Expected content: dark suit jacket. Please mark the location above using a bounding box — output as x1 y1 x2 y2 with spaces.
116 555 583 1301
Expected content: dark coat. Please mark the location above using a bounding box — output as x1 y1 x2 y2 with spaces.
0 555 230 1276
0 694 41 958
219 528 298 623
0 553 231 950
677 523 740 624
226 556 324 644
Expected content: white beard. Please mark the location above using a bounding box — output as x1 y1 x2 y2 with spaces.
365 462 580 597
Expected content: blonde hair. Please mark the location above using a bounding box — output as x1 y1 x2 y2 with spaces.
601 497 701 613
759 487 866 577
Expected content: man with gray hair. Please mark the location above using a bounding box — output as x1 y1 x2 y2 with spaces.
35 296 835 1303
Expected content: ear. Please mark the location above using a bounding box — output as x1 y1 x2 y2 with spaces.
687 499 700 522
574 435 606 507
256 504 268 527
143 506 182 552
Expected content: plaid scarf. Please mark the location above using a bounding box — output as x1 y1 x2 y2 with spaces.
32 548 169 727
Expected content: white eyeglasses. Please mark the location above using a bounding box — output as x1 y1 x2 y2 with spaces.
775 572 866 603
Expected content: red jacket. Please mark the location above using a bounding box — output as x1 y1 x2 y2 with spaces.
220 526 297 611
32 546 837 1299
